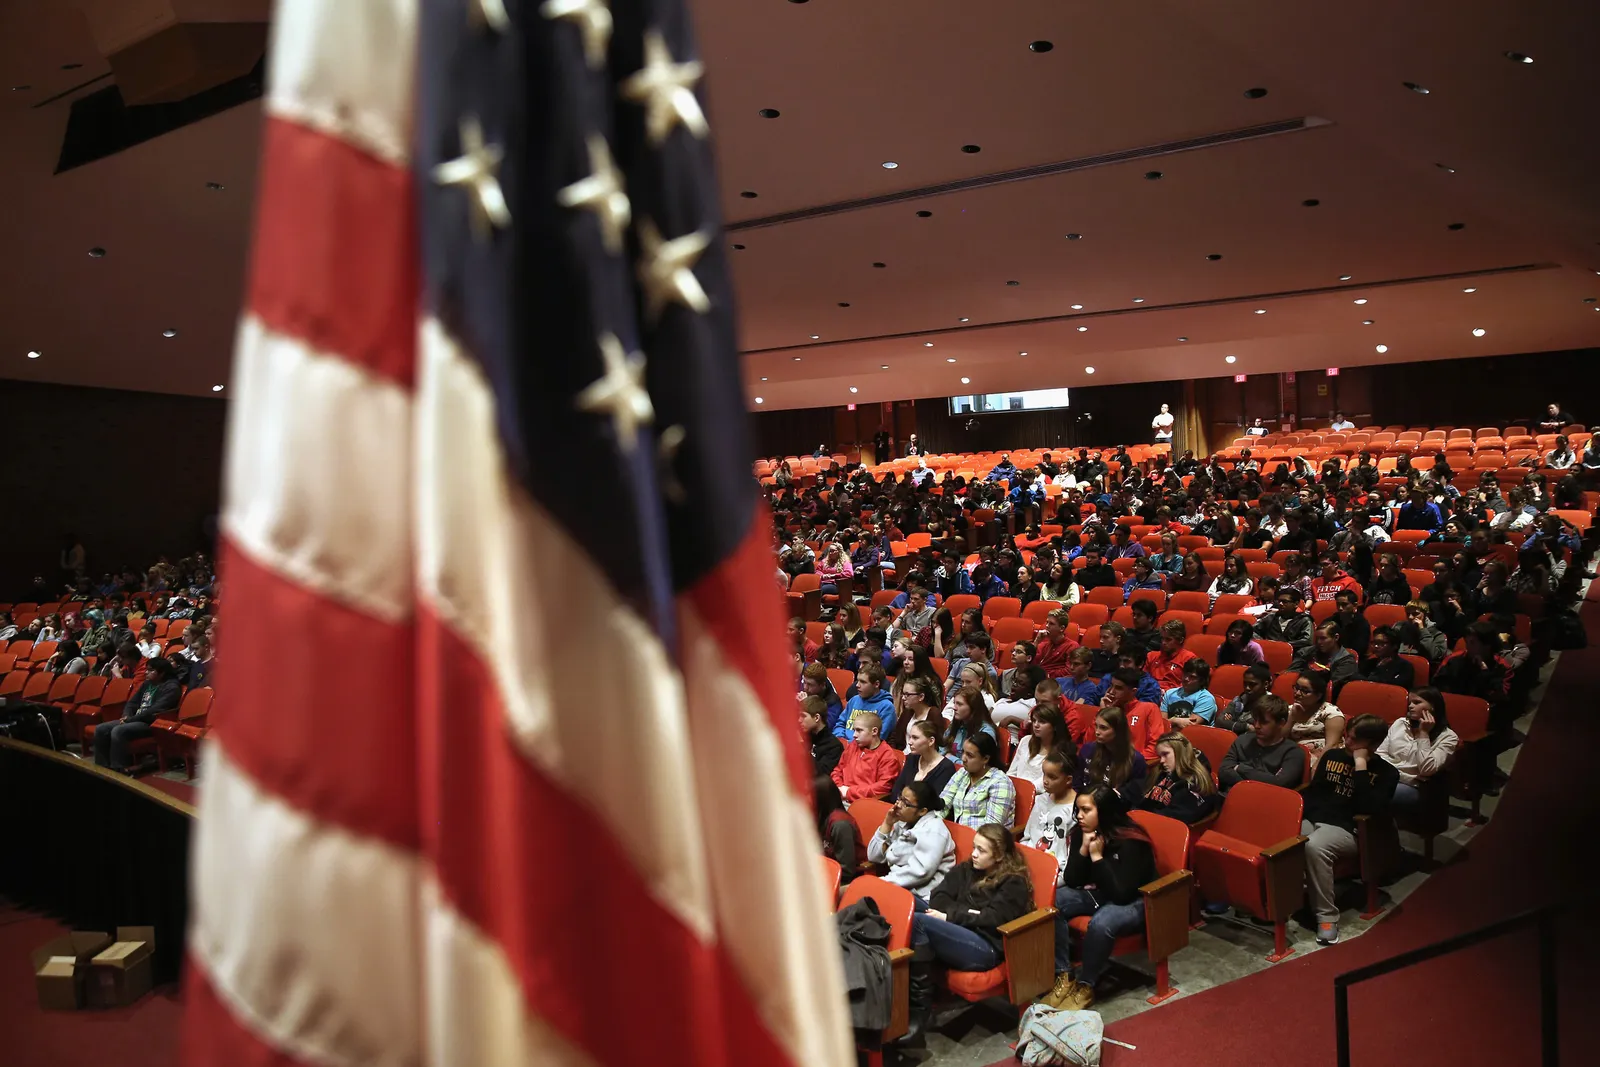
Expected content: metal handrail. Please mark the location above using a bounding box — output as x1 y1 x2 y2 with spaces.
1334 904 1562 1067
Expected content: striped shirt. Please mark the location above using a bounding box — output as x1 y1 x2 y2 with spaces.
940 768 1017 829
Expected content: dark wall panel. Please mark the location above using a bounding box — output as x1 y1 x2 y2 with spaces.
0 380 224 597
1366 348 1600 429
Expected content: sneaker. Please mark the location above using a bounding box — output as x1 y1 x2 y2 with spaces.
1316 922 1340 945
1202 900 1230 915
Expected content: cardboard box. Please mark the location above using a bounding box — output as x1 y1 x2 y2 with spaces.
87 926 156 1008
31 931 113 1010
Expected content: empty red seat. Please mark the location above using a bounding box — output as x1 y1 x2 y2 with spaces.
1192 782 1307 962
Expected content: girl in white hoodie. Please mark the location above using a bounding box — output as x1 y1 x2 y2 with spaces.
1376 687 1459 809
867 778 958 899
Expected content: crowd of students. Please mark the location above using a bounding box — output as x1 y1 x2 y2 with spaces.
1 552 219 773
792 428 1592 1030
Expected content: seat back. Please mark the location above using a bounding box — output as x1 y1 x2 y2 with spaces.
0 653 13 675
1068 603 1109 629
945 594 981 618
0 671 26 699
1128 589 1167 613
1442 693 1491 744
849 799 892 848
992 617 1036 646
1167 591 1209 615
1208 664 1246 702
1184 634 1224 665
1023 600 1060 625
1159 610 1205 639
29 640 58 664
1258 640 1293 673
46 675 80 704
66 675 106 707
821 856 842 909
1339 679 1409 724
178 686 214 722
1018 843 1059 909
946 820 977 863
1182 724 1236 774
20 673 52 702
839 876 913 952
1212 594 1254 616
827 668 855 706
1204 612 1244 636
982 597 1022 624
1400 654 1430 686
99 677 135 714
1009 776 1036 832
1213 781 1303 847
1365 605 1406 629
1129 810 1191 878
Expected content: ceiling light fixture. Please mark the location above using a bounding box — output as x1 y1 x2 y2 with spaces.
1303 198 1321 207
1132 297 1145 303
1339 274 1353 281
1375 344 1389 353
916 210 933 218
1144 170 1163 181
809 334 819 339
205 181 225 190
881 161 898 169
1029 40 1053 52
1019 351 1028 356
162 329 178 338
1354 298 1368 305
212 385 224 392
960 377 970 384
946 357 957 363
1463 287 1477 293
88 247 106 258
960 144 981 154
837 302 850 307
793 356 802 361
1448 222 1465 230
880 365 889 370
27 350 41 358
958 317 969 322
1504 51 1533 64
1362 319 1374 325
1065 232 1083 240
758 108 780 118
1084 366 1096 374
1436 163 1456 173
1077 326 1088 332
10 85 31 92
1403 81 1430 94
1472 328 1486 337
849 386 858 393
873 261 886 268
1007 280 1020 286
1254 309 1266 314
754 396 764 404
924 341 934 347
1225 355 1237 363
1206 253 1222 261
761 377 768 381
740 190 758 198
1244 87 1268 99
731 243 745 250
1070 303 1084 310
1178 336 1188 342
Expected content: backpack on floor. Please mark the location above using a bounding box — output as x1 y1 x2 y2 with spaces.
1016 1003 1103 1066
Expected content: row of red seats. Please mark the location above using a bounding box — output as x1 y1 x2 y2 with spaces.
0 670 214 780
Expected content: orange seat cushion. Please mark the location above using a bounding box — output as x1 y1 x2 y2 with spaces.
944 964 1009 1001
1066 915 1145 956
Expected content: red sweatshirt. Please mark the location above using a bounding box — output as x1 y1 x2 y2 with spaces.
1034 635 1079 678
1143 648 1197 691
1122 700 1168 761
831 741 905 801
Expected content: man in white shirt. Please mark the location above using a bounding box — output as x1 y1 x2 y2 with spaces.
1329 411 1356 432
1151 403 1175 443
1246 418 1267 436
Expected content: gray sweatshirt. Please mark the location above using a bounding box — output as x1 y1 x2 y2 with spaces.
867 810 957 895
1220 734 1307 791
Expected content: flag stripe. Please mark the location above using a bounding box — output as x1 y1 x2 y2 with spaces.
211 542 419 850
222 318 414 624
265 0 418 167
188 744 421 1067
183 964 331 1067
247 120 419 389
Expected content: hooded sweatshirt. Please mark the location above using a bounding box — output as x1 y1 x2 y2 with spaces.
867 810 958 896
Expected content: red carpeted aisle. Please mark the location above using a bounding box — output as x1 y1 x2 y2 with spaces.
1050 599 1600 1067
0 905 183 1067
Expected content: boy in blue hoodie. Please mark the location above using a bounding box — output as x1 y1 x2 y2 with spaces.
837 663 896 740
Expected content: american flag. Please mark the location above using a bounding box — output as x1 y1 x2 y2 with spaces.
182 2 851 1065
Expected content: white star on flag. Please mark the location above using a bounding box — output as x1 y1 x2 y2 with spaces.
431 115 511 238
636 218 711 320
541 0 613 70
620 30 708 145
577 333 655 450
557 134 632 255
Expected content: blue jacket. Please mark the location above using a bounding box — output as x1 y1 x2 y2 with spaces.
1102 671 1163 705
1059 676 1105 705
1396 501 1443 532
837 691 897 740
972 573 1008 602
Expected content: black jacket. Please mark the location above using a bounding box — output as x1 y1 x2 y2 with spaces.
123 678 182 724
1138 773 1220 824
1301 749 1398 831
1076 563 1120 591
810 727 844 778
928 863 1035 954
1360 656 1415 690
835 899 894 1032
1061 827 1157 906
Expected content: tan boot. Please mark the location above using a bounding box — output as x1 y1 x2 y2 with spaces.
1040 972 1075 1009
1063 980 1096 1011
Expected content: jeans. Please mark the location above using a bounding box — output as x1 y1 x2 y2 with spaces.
1053 887 1145 983
819 582 838 599
1302 820 1358 924
94 720 153 771
911 895 1002 971
1391 782 1420 810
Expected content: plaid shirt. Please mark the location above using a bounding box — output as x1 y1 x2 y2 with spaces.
940 767 1017 829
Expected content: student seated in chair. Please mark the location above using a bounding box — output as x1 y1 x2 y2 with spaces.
1301 714 1398 945
868 779 958 899
1058 648 1105 706
93 656 181 773
801 697 843 779
1007 700 1070 791
831 711 903 802
1043 786 1158 1011
940 732 1017 829
1020 750 1079 866
1074 704 1148 803
1138 731 1220 824
1161 658 1217 728
1375 687 1459 810
1218 694 1306 792
904 824 1035 1042
837 663 894 740
815 777 863 884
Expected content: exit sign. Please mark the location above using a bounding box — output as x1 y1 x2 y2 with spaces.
1285 371 1296 383
1326 367 1341 377
1233 374 1247 383
846 403 857 411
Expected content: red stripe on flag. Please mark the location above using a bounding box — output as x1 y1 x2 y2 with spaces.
248 116 418 388
683 506 814 799
414 607 802 1067
215 538 420 850
182 960 314 1067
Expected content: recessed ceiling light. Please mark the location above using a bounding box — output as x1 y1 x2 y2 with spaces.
10 85 31 92
88 247 106 258
1375 344 1389 354
1065 232 1083 240
1354 298 1368 305
1244 87 1268 99
881 161 898 169
162 329 178 338
1006 280 1020 286
960 377 971 384
1362 319 1374 325
872 261 886 269
1436 164 1456 173
1504 51 1533 64
1302 198 1321 207
1403 81 1430 95
946 357 957 363
1084 366 1096 374
1463 287 1477 293
961 144 981 154
1144 170 1163 181
731 243 745 250
760 377 768 381
27 350 41 359
1029 40 1054 53
1472 328 1486 337
758 108 780 118
1019 351 1028 356
205 181 225 190
1254 309 1266 314
1206 253 1222 261
916 210 933 218
754 396 764 404
809 334 819 339
1077 326 1088 332
793 356 802 361
1070 303 1084 310
212 384 224 392
880 365 889 370
837 302 850 307
1178 336 1188 342
849 386 858 393
1132 297 1145 303
1448 222 1465 230
1225 355 1237 363
740 190 757 198
1338 274 1353 281
958 317 969 322
924 341 934 347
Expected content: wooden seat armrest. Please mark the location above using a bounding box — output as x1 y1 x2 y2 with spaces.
999 907 1057 1004
1141 869 1194 961
887 947 913 963
1260 835 1308 922
881 947 913 1042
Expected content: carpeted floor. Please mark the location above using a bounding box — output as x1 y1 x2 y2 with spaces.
991 596 1600 1067
0 903 183 1067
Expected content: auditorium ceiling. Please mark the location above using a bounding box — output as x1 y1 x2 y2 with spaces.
0 0 1596 406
